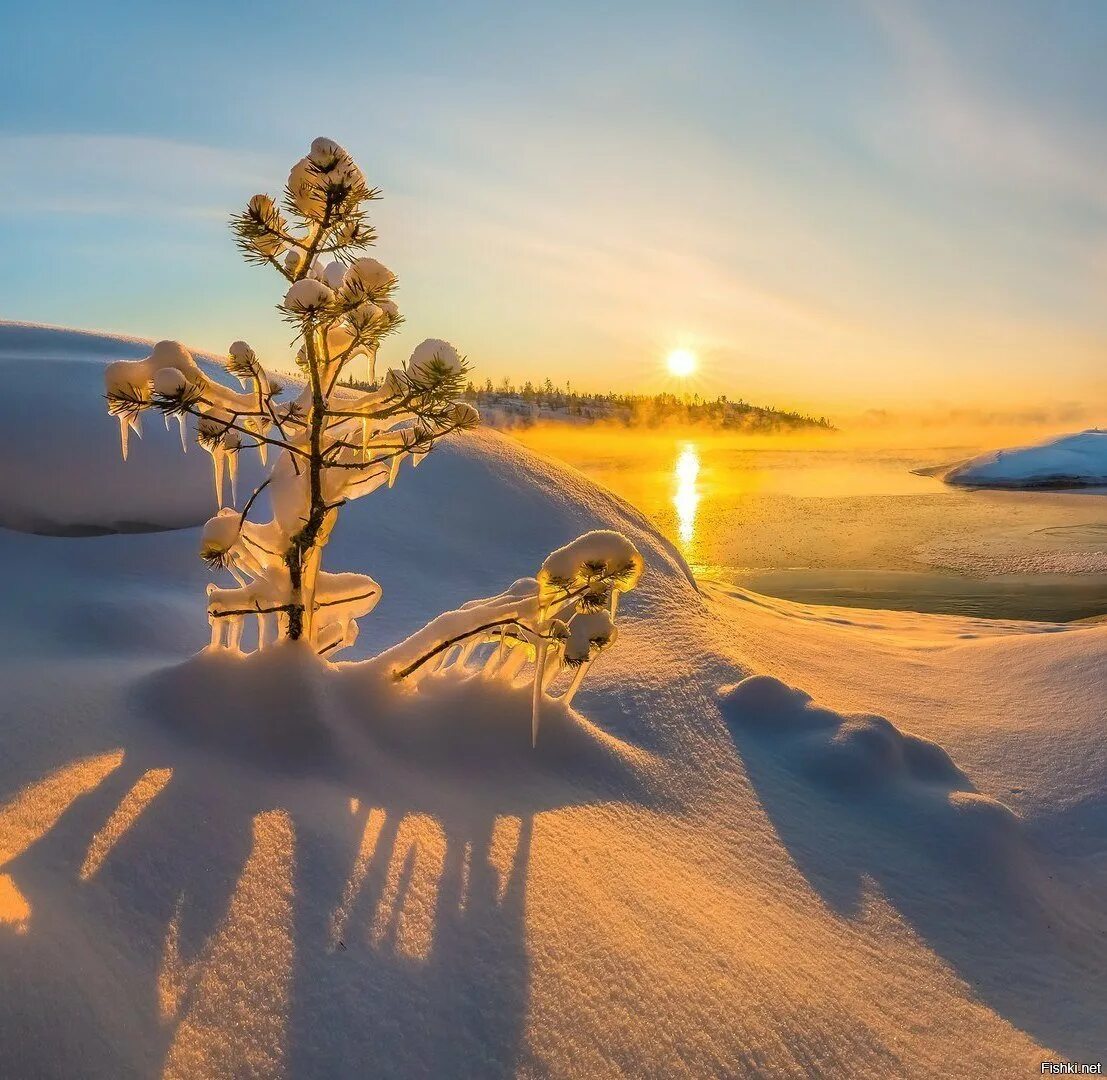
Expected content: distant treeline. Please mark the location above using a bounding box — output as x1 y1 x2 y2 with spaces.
461 378 833 432
339 375 833 431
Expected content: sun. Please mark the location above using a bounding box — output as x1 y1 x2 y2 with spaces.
666 349 697 378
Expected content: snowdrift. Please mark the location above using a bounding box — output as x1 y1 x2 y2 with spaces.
943 428 1107 489
0 324 1104 1077
719 675 1027 879
0 322 263 534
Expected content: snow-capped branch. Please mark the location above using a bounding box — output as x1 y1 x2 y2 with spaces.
389 531 645 745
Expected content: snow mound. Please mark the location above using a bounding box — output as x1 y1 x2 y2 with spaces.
943 429 1107 489
138 646 660 811
719 675 1025 870
3 324 1106 1075
0 322 262 535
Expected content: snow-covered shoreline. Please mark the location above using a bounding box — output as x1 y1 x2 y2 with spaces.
0 324 1104 1076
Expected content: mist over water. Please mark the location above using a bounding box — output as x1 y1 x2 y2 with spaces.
510 424 1107 622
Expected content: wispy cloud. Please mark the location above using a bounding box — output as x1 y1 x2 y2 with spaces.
863 0 1107 209
0 134 276 219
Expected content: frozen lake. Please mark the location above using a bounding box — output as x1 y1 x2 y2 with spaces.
510 428 1107 621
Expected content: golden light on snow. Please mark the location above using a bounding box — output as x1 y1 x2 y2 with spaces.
328 808 528 960
161 810 295 1079
0 750 124 933
666 349 697 377
330 806 388 949
369 813 447 960
0 874 30 934
80 767 172 880
673 442 701 548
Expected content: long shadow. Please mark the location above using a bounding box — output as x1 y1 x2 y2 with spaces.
0 741 261 1079
719 675 1107 1061
286 802 535 1080
0 650 650 1078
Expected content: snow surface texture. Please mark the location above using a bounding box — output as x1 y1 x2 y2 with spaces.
944 428 1107 489
0 326 1104 1077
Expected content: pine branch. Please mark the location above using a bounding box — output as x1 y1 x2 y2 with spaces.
105 387 149 420
210 600 295 619
393 619 553 681
182 405 310 458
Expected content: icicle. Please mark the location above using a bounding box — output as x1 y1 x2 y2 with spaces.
611 588 620 617
531 641 547 747
212 446 225 508
456 636 480 670
484 624 509 672
499 645 528 683
561 661 591 708
163 413 170 431
226 616 243 653
176 414 188 452
302 547 321 641
387 453 403 488
362 417 369 453
119 415 131 460
542 653 562 691
208 617 222 651
257 438 267 466
228 452 239 506
256 613 268 651
482 630 507 678
342 620 359 651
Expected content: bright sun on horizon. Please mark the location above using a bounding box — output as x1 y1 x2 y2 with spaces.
667 349 697 378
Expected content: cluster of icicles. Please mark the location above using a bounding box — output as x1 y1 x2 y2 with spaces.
387 531 644 746
104 337 474 655
105 337 291 510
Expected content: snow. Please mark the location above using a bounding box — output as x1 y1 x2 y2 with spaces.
342 257 395 295
282 278 333 313
944 428 1107 489
0 323 264 535
405 338 463 381
0 324 1104 1076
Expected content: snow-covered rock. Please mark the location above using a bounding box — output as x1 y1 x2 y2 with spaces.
944 429 1107 489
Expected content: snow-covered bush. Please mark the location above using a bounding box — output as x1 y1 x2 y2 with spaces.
103 137 477 654
390 530 644 744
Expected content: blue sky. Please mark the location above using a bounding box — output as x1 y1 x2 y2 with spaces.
2 0 1105 413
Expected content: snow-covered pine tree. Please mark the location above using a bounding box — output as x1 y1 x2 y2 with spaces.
103 136 478 655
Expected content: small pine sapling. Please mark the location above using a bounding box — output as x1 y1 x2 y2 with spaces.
103 137 478 655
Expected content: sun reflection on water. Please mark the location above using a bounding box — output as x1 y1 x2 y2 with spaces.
673 443 700 549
